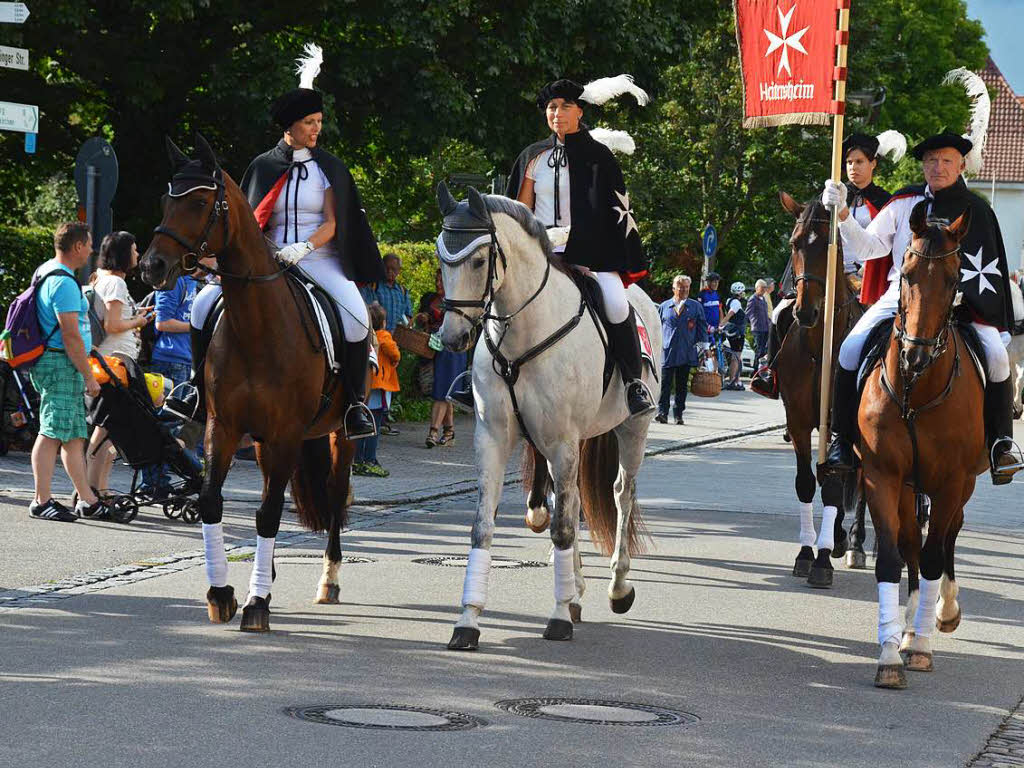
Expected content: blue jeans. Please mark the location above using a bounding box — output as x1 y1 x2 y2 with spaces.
354 408 386 464
143 359 191 489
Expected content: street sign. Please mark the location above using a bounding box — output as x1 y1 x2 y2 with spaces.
24 132 35 153
702 224 718 259
0 2 30 24
0 44 28 70
0 101 38 133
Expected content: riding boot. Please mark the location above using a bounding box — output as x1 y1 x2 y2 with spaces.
751 323 781 399
984 378 1022 485
342 337 377 440
607 308 655 417
824 367 859 471
164 327 209 423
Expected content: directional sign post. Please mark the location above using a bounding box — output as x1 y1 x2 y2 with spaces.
0 101 38 133
0 2 30 24
701 223 718 281
0 45 28 70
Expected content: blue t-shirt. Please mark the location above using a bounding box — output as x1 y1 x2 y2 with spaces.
699 289 721 327
35 260 91 351
152 276 198 365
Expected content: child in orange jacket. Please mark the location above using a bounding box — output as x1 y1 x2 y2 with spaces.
354 305 400 477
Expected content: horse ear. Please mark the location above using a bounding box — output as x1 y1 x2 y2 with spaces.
946 207 972 243
467 186 489 222
166 137 189 172
909 200 930 237
194 132 219 172
436 181 457 216
779 191 804 218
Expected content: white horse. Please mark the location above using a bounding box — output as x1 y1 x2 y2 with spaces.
1007 280 1024 418
434 183 661 650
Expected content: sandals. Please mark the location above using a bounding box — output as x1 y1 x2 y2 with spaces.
425 427 439 449
438 426 455 447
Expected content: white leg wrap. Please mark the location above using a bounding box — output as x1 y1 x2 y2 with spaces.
913 577 941 638
246 535 275 601
878 581 902 647
202 523 228 588
799 502 816 547
816 505 838 551
461 548 491 609
553 547 576 602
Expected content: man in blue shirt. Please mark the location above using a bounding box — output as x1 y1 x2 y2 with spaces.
28 222 108 522
656 274 709 425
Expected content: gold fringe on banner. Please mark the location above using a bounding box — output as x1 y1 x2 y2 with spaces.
742 113 832 129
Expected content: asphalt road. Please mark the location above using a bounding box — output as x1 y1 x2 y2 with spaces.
1 430 1022 768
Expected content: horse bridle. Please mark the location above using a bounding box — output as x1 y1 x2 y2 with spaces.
894 242 961 376
792 216 832 288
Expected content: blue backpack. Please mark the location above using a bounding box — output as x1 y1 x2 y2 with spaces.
1 269 75 370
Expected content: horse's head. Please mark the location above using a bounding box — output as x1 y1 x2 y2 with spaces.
434 183 507 352
780 192 832 328
141 133 236 290
898 200 970 375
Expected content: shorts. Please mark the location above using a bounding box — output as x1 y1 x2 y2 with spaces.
727 335 744 353
29 350 88 443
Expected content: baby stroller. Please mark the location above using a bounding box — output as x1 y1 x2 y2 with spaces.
0 359 39 456
87 354 203 524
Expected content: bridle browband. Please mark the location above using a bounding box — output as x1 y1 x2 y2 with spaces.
152 167 285 284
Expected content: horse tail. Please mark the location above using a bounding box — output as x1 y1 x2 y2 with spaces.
578 432 649 557
290 435 349 533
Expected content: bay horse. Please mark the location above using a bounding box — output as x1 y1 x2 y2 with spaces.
141 134 354 632
777 193 866 587
435 183 660 650
859 202 980 689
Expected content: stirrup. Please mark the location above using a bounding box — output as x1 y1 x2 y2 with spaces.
990 437 1024 484
446 370 474 412
343 401 377 439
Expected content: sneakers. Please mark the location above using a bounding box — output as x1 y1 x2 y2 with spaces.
29 498 77 523
353 461 390 478
654 413 668 424
379 422 400 436
75 499 110 519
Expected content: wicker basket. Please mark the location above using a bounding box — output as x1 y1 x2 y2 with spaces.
393 325 435 359
690 368 722 398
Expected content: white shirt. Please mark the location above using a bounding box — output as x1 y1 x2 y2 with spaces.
838 187 932 297
526 144 571 227
840 195 874 272
266 148 337 260
90 273 140 359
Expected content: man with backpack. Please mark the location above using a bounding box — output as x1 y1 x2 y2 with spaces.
27 223 108 521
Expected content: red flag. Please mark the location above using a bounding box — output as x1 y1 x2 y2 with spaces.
734 0 840 128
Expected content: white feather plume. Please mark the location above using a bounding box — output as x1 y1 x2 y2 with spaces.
295 42 323 90
874 130 907 163
942 67 990 175
589 128 637 155
580 74 649 107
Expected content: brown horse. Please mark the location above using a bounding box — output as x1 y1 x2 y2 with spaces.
141 135 354 633
859 202 981 689
776 193 865 588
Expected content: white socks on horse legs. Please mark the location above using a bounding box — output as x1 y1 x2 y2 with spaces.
878 582 901 647
913 577 941 639
247 536 275 602
202 523 228 588
553 547 576 603
799 502 816 547
816 505 838 551
462 548 491 608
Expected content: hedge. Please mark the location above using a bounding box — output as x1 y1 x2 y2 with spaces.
0 225 53 313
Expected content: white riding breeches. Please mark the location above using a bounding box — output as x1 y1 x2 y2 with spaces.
837 288 1009 382
772 296 794 324
592 271 630 325
189 258 369 343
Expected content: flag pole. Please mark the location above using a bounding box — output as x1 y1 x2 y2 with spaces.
817 0 850 465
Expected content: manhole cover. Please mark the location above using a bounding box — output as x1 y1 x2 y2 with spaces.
285 704 485 731
413 555 547 569
494 698 699 727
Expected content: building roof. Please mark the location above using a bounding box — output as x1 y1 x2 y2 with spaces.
976 58 1024 184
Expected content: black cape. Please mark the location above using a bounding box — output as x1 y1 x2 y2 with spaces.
845 181 890 218
240 140 383 284
892 178 1012 329
505 129 647 275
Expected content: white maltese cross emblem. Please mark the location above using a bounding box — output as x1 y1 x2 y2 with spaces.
613 190 638 239
960 245 1000 295
763 4 809 77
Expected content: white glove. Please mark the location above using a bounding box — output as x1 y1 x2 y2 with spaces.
1001 331 1012 347
276 240 314 266
547 226 571 247
821 179 848 213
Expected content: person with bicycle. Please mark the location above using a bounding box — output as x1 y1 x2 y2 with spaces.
720 281 747 391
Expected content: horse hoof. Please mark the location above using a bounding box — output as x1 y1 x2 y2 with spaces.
315 583 341 604
569 603 583 624
447 627 480 651
807 564 834 588
792 548 814 577
874 664 908 689
830 533 849 559
524 510 550 534
905 652 933 672
543 618 573 641
899 631 916 653
937 607 962 634
609 587 636 614
846 549 867 569
240 596 271 633
206 585 237 624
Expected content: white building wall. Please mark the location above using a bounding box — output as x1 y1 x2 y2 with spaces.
971 182 1024 274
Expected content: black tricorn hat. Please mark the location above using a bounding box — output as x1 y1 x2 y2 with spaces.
843 133 879 160
911 131 973 160
537 79 585 110
271 88 323 129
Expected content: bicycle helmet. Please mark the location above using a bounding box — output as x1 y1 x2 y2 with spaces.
731 281 746 295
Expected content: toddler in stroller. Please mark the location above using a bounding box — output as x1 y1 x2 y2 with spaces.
86 353 203 523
